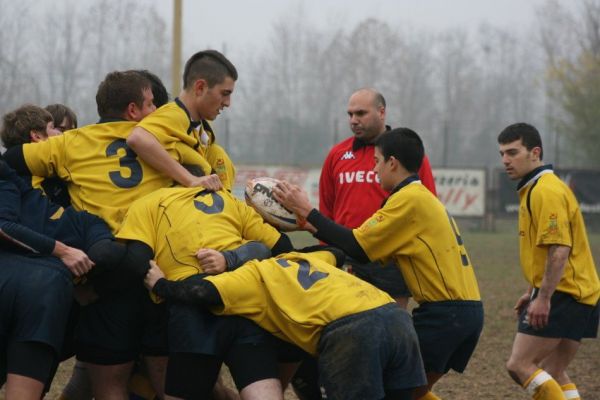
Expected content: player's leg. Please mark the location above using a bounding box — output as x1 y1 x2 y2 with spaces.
224 320 283 400
57 361 93 400
4 341 55 400
539 339 581 399
412 301 484 400
76 285 146 400
164 352 223 399
289 356 321 399
506 333 564 399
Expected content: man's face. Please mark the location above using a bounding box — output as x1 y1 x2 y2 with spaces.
373 146 393 191
347 92 385 142
498 139 541 180
196 77 235 120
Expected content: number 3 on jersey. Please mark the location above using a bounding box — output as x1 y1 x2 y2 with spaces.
106 139 143 188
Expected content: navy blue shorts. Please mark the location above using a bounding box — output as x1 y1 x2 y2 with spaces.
168 274 271 357
518 290 599 341
347 258 411 298
413 300 484 374
76 284 168 365
0 252 73 354
318 303 426 400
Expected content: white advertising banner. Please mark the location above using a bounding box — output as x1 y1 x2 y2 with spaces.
433 168 486 217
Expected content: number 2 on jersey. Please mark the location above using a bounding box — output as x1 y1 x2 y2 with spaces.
106 139 143 188
277 259 329 290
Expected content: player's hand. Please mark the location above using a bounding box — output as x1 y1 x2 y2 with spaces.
144 260 165 290
272 181 313 219
55 243 95 277
526 296 551 330
189 174 223 191
513 292 531 318
196 248 227 274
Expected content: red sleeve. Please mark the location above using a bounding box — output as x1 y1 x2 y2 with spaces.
319 151 335 219
418 155 437 196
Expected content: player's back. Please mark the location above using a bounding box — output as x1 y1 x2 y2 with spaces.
117 187 281 281
354 182 481 303
206 250 395 355
21 120 175 232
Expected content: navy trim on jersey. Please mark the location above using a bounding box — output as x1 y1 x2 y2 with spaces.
382 175 420 207
516 164 553 191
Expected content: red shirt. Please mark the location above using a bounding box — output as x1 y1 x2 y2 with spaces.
319 136 437 228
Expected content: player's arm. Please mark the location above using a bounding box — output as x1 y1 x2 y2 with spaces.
145 260 224 307
196 241 272 274
0 170 93 276
527 245 570 329
273 181 369 262
127 127 222 190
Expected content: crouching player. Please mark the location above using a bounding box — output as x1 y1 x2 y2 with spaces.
144 248 427 400
273 128 484 400
0 160 115 399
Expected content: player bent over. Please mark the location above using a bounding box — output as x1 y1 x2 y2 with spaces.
498 123 599 400
115 186 295 399
144 248 427 400
273 128 484 400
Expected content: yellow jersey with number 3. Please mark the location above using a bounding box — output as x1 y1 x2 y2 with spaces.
518 169 599 306
21 120 199 232
116 187 281 282
353 180 481 304
135 101 236 190
205 251 395 355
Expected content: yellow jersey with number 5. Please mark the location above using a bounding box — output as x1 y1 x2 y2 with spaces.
353 180 481 304
22 120 203 232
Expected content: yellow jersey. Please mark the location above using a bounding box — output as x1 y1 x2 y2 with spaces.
518 167 599 305
21 120 203 232
205 250 395 355
116 187 281 282
353 178 481 304
135 100 236 189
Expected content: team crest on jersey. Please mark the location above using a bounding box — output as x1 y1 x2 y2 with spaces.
340 151 355 160
547 213 558 235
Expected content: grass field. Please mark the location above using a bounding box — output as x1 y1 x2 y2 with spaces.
4 226 600 399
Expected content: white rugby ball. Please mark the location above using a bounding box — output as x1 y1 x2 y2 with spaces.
245 177 299 231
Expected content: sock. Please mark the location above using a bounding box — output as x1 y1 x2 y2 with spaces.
561 383 581 400
523 369 564 400
418 392 442 400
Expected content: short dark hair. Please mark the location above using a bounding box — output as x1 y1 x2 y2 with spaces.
375 128 424 173
96 70 151 119
183 50 238 89
497 123 543 160
45 104 78 129
135 70 169 108
1 104 53 148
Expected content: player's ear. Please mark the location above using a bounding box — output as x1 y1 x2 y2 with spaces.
194 79 208 96
29 130 44 143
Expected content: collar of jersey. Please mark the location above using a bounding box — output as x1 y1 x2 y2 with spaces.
98 117 128 123
352 125 392 151
382 174 421 207
174 97 203 134
516 164 553 192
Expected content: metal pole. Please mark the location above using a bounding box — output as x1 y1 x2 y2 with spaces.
172 0 182 96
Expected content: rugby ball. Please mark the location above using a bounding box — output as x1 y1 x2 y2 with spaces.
245 177 299 231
